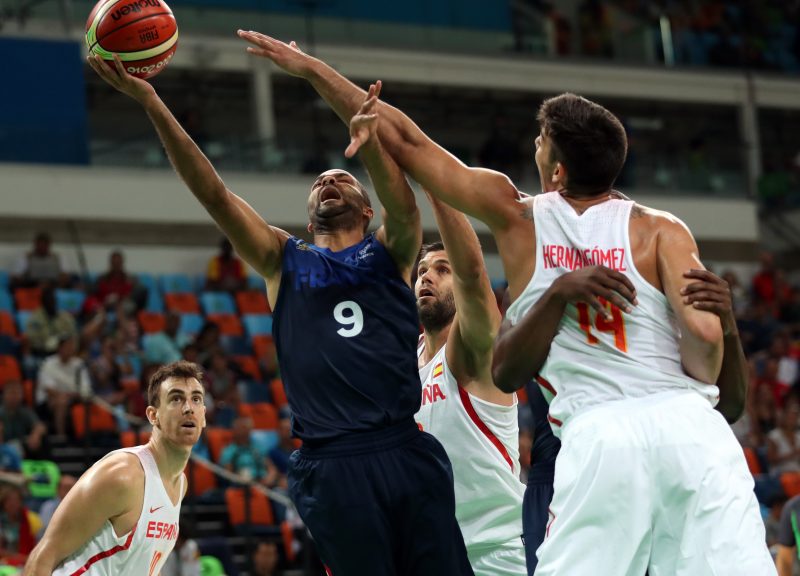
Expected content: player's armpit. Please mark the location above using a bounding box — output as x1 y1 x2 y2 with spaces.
24 454 142 576
656 216 723 384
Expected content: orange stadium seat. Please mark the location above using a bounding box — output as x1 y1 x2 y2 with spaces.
72 403 117 438
0 355 22 385
137 311 166 334
239 403 278 430
0 312 16 337
743 447 762 476
23 379 33 407
14 287 41 311
185 459 217 497
235 290 270 315
225 487 274 526
120 430 152 448
164 293 200 314
205 427 233 463
207 314 243 337
252 335 274 360
782 472 800 498
233 356 261 382
269 379 288 409
281 520 296 563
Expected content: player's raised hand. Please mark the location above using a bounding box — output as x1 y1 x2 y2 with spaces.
552 265 637 320
682 269 736 334
237 30 314 78
345 81 382 159
86 54 156 104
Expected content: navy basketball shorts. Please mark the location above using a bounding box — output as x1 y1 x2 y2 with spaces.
522 479 555 576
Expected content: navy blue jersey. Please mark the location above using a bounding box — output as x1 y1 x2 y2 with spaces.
272 234 422 442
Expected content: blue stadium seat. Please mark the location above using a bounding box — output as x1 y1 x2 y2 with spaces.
250 430 279 455
15 311 31 334
222 335 253 356
200 292 236 315
240 380 272 404
242 314 273 337
145 290 164 313
160 274 193 294
247 275 264 290
55 290 85 314
0 271 9 288
137 273 157 293
179 313 204 337
0 290 13 313
119 353 143 378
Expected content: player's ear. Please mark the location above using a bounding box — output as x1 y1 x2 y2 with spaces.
363 206 374 220
553 162 566 185
307 222 314 234
146 405 159 428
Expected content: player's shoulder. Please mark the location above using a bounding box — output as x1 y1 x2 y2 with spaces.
631 203 692 235
83 451 144 493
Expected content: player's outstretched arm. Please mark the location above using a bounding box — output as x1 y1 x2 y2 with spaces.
237 32 522 231
423 190 500 390
492 266 637 393
682 269 747 423
24 453 141 575
656 217 723 384
86 55 287 286
348 82 421 280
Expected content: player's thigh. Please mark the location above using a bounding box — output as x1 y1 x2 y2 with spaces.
288 452 396 576
535 417 651 576
521 482 554 576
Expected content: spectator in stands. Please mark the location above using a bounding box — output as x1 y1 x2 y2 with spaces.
752 379 778 445
0 380 46 459
194 322 223 366
205 350 239 407
220 417 265 483
93 250 144 312
252 541 282 576
36 335 92 438
756 357 790 408
265 410 293 490
206 238 246 293
36 474 76 539
89 335 127 404
767 397 800 475
777 493 800 575
753 252 778 305
0 485 36 565
721 269 748 316
0 423 22 474
11 232 69 289
143 312 184 366
24 284 78 358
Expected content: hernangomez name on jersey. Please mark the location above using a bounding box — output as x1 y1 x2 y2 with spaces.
53 446 182 576
506 191 719 437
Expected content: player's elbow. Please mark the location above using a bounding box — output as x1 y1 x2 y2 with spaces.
491 352 523 394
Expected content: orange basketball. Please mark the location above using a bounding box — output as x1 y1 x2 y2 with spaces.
85 0 178 80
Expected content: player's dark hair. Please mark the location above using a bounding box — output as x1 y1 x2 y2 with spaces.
419 241 445 261
537 93 627 196
148 361 204 408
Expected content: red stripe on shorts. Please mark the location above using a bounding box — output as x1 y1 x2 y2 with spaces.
457 386 514 470
69 527 136 576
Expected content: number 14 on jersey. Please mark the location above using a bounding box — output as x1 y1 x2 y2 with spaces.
577 299 628 352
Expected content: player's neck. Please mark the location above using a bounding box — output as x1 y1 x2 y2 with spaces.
312 228 365 252
559 189 615 215
421 323 452 365
147 437 191 485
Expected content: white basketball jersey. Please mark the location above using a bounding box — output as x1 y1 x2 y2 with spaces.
415 342 526 553
506 192 719 437
54 446 183 576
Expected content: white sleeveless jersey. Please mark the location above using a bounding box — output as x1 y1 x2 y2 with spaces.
415 342 526 553
54 446 183 576
506 192 719 437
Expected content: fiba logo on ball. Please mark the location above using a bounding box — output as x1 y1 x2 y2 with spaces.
85 0 178 80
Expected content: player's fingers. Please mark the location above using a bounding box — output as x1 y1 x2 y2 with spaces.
683 290 723 304
89 55 117 85
683 268 715 281
374 79 382 99
692 301 723 313
584 292 612 320
112 53 127 77
246 47 272 58
344 138 362 159
289 40 300 51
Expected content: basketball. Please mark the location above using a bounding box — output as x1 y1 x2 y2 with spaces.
85 0 178 80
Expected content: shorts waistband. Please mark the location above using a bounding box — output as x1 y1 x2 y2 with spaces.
299 419 419 458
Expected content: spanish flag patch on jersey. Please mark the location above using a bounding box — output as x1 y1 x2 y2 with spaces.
432 362 443 379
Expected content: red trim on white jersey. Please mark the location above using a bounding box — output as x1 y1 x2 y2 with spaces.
69 527 136 576
456 386 514 470
536 376 556 396
547 414 563 427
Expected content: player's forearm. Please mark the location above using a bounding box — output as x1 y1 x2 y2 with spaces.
23 545 59 575
359 139 417 221
714 328 748 423
679 334 723 385
306 59 367 125
492 288 566 393
140 94 228 209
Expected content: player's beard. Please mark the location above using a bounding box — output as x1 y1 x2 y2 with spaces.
418 290 456 333
310 199 364 235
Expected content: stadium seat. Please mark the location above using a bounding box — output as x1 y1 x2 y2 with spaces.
14 287 41 311
200 292 236 315
71 403 117 438
206 428 233 463
225 486 274 526
0 355 22 385
239 403 278 430
207 314 243 337
242 314 273 337
179 313 205 338
138 311 166 334
14 311 31 334
235 290 269 315
247 275 265 290
160 274 194 294
137 273 158 294
222 335 253 356
21 459 61 499
233 356 261 382
269 379 288 409
165 293 200 314
185 459 217 498
0 271 9 289
281 520 296 563
145 289 165 313
120 430 152 448
250 430 279 455
782 472 800 498
0 312 16 338
0 290 13 313
242 380 271 404
199 556 225 576
252 335 274 360
55 289 85 314
743 447 762 476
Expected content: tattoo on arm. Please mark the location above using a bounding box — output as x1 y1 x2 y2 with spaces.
520 205 534 222
631 204 645 219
